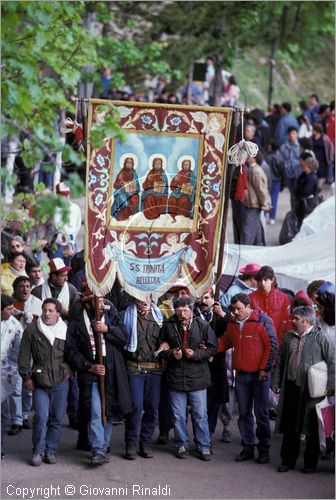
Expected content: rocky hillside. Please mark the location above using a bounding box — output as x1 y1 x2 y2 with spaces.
231 42 335 111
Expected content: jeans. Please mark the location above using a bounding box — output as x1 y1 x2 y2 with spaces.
170 389 210 452
125 372 161 447
8 377 32 424
235 371 271 451
220 386 236 430
1 401 8 450
88 383 112 455
32 379 69 454
270 180 281 220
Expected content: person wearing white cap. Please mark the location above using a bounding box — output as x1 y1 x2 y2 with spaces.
52 182 82 266
31 258 79 320
220 263 261 309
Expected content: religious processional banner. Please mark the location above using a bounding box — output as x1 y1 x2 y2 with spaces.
85 100 233 301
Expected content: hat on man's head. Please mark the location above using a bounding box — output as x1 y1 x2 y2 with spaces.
239 263 261 275
48 258 71 273
56 182 71 196
169 278 190 295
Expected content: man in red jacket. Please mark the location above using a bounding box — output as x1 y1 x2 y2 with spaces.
249 266 290 421
249 266 290 344
218 292 277 464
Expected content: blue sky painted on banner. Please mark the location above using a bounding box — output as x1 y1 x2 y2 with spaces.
112 131 200 183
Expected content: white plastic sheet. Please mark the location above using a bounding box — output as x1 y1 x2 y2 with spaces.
222 196 335 292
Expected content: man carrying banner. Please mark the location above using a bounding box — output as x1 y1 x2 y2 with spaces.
65 290 132 466
160 296 217 461
123 298 164 460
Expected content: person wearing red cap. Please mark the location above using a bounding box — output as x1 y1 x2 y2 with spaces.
31 258 79 320
220 263 261 309
158 281 191 319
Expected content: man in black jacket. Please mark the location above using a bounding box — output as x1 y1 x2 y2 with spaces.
160 296 217 461
194 288 230 449
65 293 132 466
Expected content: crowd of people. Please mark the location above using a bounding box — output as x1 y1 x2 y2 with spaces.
1 235 335 474
1 59 335 478
230 96 334 245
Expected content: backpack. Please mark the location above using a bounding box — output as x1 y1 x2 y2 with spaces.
279 210 299 245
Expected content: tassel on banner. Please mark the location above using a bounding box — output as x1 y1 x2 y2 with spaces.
235 163 249 201
227 139 259 165
59 117 84 151
226 107 259 202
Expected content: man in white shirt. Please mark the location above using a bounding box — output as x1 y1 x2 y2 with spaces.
1 295 23 456
7 277 43 434
53 182 82 266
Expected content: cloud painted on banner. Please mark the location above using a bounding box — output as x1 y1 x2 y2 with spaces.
167 137 200 174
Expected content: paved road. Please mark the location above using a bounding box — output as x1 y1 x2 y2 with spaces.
2 184 334 500
1 415 334 500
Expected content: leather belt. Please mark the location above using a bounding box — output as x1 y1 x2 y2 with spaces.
127 361 159 370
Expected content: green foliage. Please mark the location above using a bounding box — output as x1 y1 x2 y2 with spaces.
90 104 126 149
1 1 174 237
66 172 86 198
1 1 173 166
130 1 334 87
32 194 70 225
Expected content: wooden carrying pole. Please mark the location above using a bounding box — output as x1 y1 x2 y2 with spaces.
80 97 88 154
80 96 105 424
214 107 240 302
94 296 107 426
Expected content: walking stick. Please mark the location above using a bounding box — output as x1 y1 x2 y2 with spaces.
93 295 107 426
214 107 240 302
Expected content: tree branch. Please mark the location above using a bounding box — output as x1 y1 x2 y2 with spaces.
1 115 54 160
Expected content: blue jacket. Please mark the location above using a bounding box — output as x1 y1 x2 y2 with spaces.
280 140 301 179
220 278 255 309
274 113 299 145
